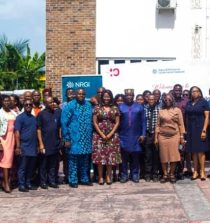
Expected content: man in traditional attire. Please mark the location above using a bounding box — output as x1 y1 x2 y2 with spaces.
61 88 93 188
119 89 146 183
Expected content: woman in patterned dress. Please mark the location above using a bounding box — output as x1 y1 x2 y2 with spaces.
92 90 121 185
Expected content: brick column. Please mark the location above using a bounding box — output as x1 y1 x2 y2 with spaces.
46 0 96 98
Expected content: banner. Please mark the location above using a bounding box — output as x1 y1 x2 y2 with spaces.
61 75 102 101
101 60 210 96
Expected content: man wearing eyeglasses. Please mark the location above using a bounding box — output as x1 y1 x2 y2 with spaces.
15 99 38 192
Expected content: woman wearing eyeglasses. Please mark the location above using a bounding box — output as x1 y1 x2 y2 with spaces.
155 93 185 183
182 90 190 99
0 95 16 193
185 86 209 181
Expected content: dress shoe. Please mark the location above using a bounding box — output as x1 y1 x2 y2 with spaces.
3 188 11 193
191 172 199 181
132 178 139 183
98 181 104 185
169 175 176 184
106 180 112 185
191 176 199 180
160 175 168 183
200 172 206 181
144 175 151 182
120 177 128 183
106 176 112 185
80 182 93 186
49 183 59 188
69 183 78 188
40 184 48 189
26 185 38 190
98 178 104 185
2 183 11 193
152 175 159 182
199 170 206 181
19 186 29 192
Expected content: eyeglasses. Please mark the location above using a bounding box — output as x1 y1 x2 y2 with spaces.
183 94 189 96
24 103 33 107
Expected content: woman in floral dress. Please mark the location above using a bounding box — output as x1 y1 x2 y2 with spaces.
92 89 121 185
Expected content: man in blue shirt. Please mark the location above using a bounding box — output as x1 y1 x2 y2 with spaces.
37 96 61 189
119 89 146 183
15 99 38 192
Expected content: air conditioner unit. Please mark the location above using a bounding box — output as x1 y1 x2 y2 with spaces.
157 0 177 9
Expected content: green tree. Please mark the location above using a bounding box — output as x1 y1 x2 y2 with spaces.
18 45 45 89
0 35 45 90
0 34 29 90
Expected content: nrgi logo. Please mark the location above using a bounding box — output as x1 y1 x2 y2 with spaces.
66 81 90 88
67 82 74 88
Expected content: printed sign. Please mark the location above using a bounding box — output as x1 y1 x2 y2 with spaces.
101 60 210 96
61 75 102 102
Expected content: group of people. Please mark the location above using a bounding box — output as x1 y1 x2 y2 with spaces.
0 84 209 193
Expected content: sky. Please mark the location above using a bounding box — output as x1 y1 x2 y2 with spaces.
0 0 45 54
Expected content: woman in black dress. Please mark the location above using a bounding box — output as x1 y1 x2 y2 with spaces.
185 86 209 180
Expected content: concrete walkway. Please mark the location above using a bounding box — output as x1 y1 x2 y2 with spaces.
1 177 210 223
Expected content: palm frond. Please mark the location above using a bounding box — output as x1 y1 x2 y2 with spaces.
13 39 29 55
0 34 8 53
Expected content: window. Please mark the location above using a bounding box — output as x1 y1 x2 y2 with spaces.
98 60 109 74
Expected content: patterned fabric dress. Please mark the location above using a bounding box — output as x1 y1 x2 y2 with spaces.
92 105 121 165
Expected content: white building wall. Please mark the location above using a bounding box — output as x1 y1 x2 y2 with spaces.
206 0 210 58
96 0 210 60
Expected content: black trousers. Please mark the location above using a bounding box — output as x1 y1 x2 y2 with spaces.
39 153 58 185
121 150 140 179
17 156 37 187
144 133 159 177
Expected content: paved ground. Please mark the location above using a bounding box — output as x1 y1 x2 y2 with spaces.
1 174 210 223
